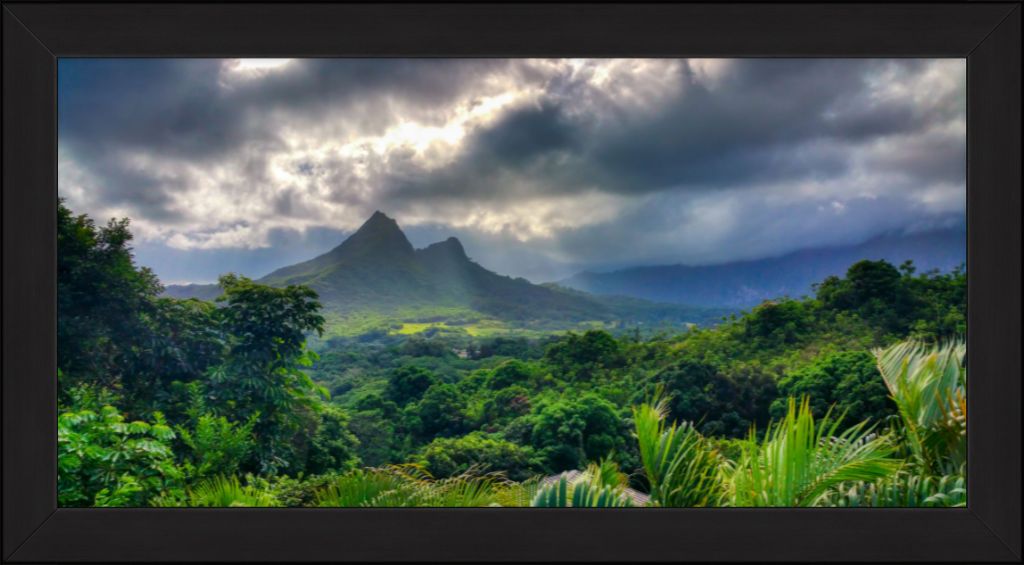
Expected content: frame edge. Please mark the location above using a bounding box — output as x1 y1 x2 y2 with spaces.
966 4 1023 560
2 5 58 561
2 2 1022 563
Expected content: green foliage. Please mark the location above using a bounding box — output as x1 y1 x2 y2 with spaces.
177 414 256 478
480 385 532 426
57 203 970 508
207 273 328 474
817 260 908 332
386 366 439 405
544 330 625 380
817 259 966 339
58 201 161 403
633 395 723 507
305 405 361 475
347 399 409 467
655 358 777 438
530 474 633 508
155 475 280 507
314 467 416 507
486 359 534 390
529 394 630 472
742 299 816 348
414 383 468 439
874 340 966 475
175 383 256 478
58 405 184 507
726 398 900 507
825 470 966 508
315 465 513 507
771 351 895 427
419 432 541 482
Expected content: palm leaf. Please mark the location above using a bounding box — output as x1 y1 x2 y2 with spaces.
633 393 724 507
726 397 900 507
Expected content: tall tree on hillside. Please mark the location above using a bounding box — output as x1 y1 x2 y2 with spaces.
57 200 161 394
208 274 328 474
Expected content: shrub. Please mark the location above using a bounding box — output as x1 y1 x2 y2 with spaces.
59 406 185 506
419 433 541 482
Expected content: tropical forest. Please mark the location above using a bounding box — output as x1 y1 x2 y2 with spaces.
58 202 967 508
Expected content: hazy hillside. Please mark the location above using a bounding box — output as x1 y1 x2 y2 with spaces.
561 229 966 308
165 212 719 334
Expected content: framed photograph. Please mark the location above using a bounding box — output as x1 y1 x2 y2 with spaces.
3 2 1020 562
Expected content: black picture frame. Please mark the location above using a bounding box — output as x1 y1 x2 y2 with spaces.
2 2 1020 562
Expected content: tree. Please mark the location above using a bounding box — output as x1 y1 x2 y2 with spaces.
208 274 327 474
770 351 896 427
817 260 914 334
529 395 629 472
486 359 534 390
544 330 626 381
743 299 814 348
129 298 225 415
347 409 406 468
57 200 162 399
305 405 361 474
415 383 468 439
480 385 532 426
385 366 439 405
655 358 777 438
419 432 541 482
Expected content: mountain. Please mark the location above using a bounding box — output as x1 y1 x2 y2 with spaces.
164 212 719 334
560 228 966 309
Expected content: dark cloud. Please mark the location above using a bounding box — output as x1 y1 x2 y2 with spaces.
59 58 965 284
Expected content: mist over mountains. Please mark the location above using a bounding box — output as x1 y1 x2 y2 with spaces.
164 212 719 331
166 212 965 329
560 228 966 308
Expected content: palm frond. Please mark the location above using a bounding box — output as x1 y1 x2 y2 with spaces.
874 339 966 474
530 474 633 508
633 393 724 507
726 397 900 507
825 470 966 507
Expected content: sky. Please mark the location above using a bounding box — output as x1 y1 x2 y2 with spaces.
58 58 966 284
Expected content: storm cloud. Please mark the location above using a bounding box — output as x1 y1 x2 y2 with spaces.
58 58 965 283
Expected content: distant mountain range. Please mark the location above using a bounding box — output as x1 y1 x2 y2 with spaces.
164 212 721 333
560 228 965 308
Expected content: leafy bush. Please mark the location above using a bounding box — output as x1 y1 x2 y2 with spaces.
58 406 184 506
419 433 541 482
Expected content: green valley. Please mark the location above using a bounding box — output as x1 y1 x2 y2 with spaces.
166 211 726 338
58 201 967 508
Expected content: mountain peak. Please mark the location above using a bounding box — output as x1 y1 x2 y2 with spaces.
329 211 414 260
419 236 468 261
439 236 466 256
360 210 398 231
